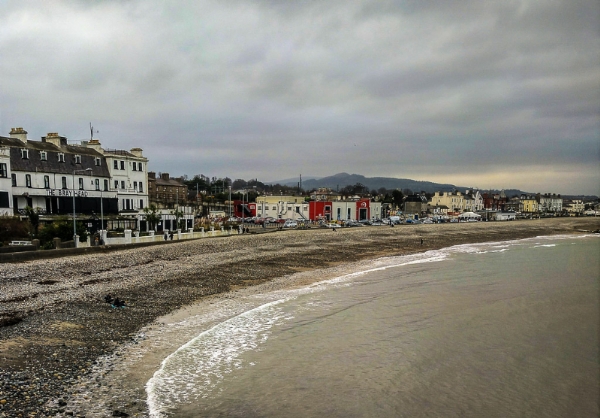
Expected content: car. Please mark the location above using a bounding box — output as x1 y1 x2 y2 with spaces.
283 220 298 228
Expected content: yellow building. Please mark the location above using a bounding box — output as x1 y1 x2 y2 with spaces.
521 196 538 213
429 191 465 212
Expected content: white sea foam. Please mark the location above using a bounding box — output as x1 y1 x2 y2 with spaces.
146 299 292 417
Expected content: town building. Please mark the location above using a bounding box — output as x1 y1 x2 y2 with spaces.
403 194 428 217
0 128 118 221
537 193 563 213
482 191 508 211
0 146 12 216
84 139 149 213
429 191 465 212
255 195 310 220
520 195 538 213
564 199 584 215
332 198 382 222
148 172 187 209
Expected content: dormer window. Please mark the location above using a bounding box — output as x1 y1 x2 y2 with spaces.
58 153 65 162
75 155 81 164
40 151 47 161
95 157 101 166
21 149 29 159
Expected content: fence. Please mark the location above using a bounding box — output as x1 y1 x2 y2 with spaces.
79 227 233 247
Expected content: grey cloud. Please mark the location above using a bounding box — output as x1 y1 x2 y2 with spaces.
0 0 598 195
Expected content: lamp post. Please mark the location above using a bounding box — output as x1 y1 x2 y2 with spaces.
100 186 104 243
228 186 232 218
73 168 92 247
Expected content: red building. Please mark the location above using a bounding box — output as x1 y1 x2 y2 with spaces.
309 201 333 221
482 192 508 211
232 200 256 218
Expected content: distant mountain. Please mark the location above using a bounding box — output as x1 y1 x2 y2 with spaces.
269 175 321 186
274 172 463 194
271 173 535 196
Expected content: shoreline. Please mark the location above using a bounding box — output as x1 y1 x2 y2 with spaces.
1 218 599 417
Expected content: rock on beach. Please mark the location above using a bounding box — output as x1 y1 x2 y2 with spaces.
0 218 599 416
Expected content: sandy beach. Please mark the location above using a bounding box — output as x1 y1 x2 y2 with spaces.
1 218 599 417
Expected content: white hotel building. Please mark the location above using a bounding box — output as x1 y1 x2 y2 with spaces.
0 127 149 229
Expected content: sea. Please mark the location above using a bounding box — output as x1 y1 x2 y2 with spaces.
144 235 599 418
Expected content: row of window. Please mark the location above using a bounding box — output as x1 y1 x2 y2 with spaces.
8 170 147 193
10 174 111 191
19 149 102 166
10 174 150 193
258 205 309 211
113 160 143 171
122 199 144 210
112 180 144 192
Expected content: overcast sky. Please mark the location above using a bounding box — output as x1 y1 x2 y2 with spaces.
1 0 598 195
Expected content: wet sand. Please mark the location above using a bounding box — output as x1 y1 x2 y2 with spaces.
1 218 599 417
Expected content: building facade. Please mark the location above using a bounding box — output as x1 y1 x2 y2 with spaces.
148 172 187 209
0 146 12 216
0 128 118 218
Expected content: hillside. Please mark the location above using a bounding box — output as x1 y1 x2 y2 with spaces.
275 173 479 194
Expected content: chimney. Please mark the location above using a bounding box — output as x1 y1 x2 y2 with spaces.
86 139 103 153
130 147 143 157
161 173 170 181
42 132 68 147
148 171 156 180
9 127 28 144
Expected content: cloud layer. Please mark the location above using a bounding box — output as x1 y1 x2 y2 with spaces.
1 0 598 194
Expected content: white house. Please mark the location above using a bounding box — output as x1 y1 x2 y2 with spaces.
84 139 149 214
0 128 117 218
0 146 13 216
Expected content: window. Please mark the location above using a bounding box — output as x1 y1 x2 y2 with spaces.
272 206 276 210
75 155 81 164
44 175 50 189
114 180 119 189
104 179 109 191
0 191 9 208
79 178 84 190
139 199 144 209
139 183 143 193
21 149 29 159
133 181 138 190
40 151 47 161
25 174 31 188
0 163 6 178
61 177 67 189
121 181 125 189
11 173 17 187
132 163 137 171
58 153 65 162
120 161 125 170
114 160 118 169
95 157 101 166
95 179 100 190
138 162 143 171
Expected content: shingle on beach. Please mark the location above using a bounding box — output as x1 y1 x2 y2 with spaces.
1 218 599 416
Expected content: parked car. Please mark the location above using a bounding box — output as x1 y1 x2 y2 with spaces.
283 220 298 228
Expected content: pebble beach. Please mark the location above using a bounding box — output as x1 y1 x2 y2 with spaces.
1 218 599 417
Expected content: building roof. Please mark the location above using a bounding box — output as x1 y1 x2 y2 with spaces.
0 136 110 177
